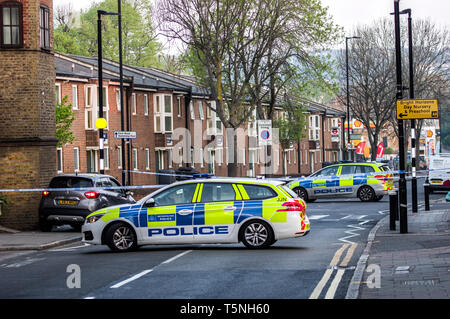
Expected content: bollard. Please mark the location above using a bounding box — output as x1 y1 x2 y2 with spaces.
424 183 430 211
389 189 398 231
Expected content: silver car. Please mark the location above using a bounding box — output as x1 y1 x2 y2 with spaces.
38 174 135 232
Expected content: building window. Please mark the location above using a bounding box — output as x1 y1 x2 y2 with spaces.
74 147 79 172
164 95 173 132
0 2 22 48
177 97 182 117
57 148 63 173
190 101 195 120
198 101 204 120
104 147 109 170
132 93 136 115
144 94 148 116
154 94 173 133
117 146 122 169
39 5 50 49
72 85 78 110
133 148 138 170
145 148 150 170
116 89 121 111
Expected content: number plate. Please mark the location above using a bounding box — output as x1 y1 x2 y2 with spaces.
58 200 77 205
430 180 442 184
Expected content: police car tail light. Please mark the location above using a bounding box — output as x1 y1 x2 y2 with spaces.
278 201 303 212
84 191 99 199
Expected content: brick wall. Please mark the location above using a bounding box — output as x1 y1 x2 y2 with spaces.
0 0 56 230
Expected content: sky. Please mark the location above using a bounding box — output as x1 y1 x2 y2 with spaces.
54 0 450 52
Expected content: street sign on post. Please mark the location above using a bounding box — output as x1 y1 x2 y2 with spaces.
396 99 439 119
114 131 137 139
257 120 272 146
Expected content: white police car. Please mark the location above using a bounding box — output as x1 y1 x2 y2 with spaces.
82 179 310 251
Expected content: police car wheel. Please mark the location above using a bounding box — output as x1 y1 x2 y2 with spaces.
293 187 308 200
240 220 274 249
358 186 375 202
105 223 137 252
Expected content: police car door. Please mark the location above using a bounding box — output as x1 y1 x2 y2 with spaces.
146 183 198 244
192 182 239 243
337 165 356 196
312 166 339 198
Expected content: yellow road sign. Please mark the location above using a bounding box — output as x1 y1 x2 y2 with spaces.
396 99 439 119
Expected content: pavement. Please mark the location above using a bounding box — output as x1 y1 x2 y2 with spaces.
0 197 449 299
0 225 81 251
349 197 450 299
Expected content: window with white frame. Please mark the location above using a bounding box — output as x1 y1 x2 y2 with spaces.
132 93 137 115
164 95 173 132
72 85 78 110
190 101 195 120
104 147 109 170
309 115 320 140
56 148 63 173
145 148 150 170
144 94 148 116
154 94 173 133
117 145 122 169
198 101 204 120
74 147 79 172
177 96 182 117
97 86 109 129
85 88 94 129
133 148 138 170
199 148 204 168
116 89 121 111
154 95 161 132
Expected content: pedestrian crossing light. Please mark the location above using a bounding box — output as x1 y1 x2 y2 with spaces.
95 118 107 129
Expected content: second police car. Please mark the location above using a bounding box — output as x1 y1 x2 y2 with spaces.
288 162 393 202
82 178 310 252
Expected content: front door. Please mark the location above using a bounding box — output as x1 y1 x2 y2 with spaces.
193 182 240 242
144 183 198 244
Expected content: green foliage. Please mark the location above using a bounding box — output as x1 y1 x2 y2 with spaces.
0 194 10 206
273 105 308 147
56 95 75 147
54 0 163 67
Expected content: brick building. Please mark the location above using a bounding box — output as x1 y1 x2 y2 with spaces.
0 0 56 230
54 53 346 200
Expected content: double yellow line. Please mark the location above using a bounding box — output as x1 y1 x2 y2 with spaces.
309 243 358 299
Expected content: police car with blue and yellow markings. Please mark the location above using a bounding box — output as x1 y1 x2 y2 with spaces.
287 162 393 203
82 178 310 252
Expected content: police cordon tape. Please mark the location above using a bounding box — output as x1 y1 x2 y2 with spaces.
0 167 447 193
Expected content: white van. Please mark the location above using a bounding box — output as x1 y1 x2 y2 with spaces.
428 154 450 193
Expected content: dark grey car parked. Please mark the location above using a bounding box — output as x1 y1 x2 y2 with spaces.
39 174 135 232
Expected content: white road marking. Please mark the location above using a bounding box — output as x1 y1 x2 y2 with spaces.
324 269 345 299
49 243 91 252
110 269 154 289
309 244 349 299
109 250 193 289
308 215 329 220
2 257 45 268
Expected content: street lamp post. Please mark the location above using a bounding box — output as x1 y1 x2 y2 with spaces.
400 8 418 213
97 10 118 174
346 36 360 161
117 0 126 186
393 0 408 234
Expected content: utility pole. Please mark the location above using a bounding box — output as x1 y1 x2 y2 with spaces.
117 0 126 185
345 36 360 161
401 8 418 213
97 10 118 175
393 0 408 233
